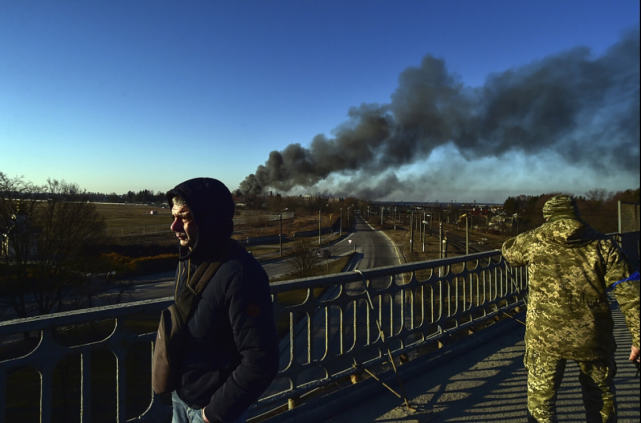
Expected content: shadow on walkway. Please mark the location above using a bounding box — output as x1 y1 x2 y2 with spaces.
285 300 640 423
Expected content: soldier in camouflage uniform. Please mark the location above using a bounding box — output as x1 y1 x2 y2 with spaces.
502 195 640 423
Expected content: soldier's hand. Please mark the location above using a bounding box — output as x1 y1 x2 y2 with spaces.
630 346 640 363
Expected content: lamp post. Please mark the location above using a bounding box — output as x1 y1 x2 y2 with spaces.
394 206 397 230
279 211 283 257
421 217 429 253
438 221 443 258
460 213 469 255
425 214 431 236
410 211 414 253
318 208 321 246
279 208 288 257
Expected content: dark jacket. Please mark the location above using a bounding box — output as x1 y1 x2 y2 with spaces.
167 178 279 422
174 243 278 421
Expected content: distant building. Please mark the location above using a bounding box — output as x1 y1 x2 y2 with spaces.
488 214 507 231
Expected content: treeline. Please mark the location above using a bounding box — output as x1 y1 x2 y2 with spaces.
3 187 166 205
237 191 368 215
503 188 640 234
86 189 166 204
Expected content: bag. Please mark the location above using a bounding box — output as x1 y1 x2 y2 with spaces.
152 260 223 394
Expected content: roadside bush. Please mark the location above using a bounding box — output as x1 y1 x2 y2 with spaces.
99 252 177 277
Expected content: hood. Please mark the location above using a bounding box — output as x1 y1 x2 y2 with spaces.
167 177 235 261
538 195 593 246
536 218 591 246
542 194 578 222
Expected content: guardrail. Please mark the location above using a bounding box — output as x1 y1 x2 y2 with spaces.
0 249 526 423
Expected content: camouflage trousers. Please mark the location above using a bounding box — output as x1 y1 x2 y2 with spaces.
524 349 617 423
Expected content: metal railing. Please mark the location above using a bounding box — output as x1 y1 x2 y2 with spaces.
0 250 527 423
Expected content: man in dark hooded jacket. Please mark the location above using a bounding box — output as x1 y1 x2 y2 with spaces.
166 177 278 423
502 195 640 423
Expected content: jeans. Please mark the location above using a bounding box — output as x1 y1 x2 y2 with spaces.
172 391 247 423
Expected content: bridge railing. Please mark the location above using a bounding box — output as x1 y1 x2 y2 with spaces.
0 249 527 423
261 249 526 418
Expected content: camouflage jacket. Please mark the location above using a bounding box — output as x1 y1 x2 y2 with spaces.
502 218 640 360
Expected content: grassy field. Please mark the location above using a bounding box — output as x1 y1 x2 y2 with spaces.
96 203 171 236
93 202 344 281
94 203 336 247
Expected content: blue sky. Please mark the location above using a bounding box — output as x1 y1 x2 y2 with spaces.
1 0 639 203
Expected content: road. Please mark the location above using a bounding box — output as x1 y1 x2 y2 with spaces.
0 216 405 322
100 214 400 303
268 215 406 400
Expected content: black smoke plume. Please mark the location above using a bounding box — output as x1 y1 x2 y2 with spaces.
239 28 639 198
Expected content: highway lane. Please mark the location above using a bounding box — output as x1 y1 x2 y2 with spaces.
271 215 407 402
345 216 402 270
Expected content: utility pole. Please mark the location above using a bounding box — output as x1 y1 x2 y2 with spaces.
465 214 469 255
339 207 342 237
410 211 414 253
421 211 427 252
318 209 321 246
380 206 384 226
394 206 397 230
438 222 443 259
279 212 283 257
421 219 425 252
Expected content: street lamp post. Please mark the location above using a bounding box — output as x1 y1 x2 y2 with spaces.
318 209 321 246
394 206 397 230
421 219 425 252
279 208 288 257
425 214 431 236
279 212 283 257
462 213 469 255
438 221 443 259
410 211 414 253
421 218 429 253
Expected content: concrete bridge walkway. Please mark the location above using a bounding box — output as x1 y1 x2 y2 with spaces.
268 300 639 423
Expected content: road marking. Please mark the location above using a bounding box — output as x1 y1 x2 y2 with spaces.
363 220 403 266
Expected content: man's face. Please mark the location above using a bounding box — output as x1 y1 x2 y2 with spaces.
170 202 198 249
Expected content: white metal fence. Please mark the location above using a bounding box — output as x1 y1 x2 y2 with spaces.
1 250 528 423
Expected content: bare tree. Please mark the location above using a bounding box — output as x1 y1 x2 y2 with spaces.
0 174 107 317
585 189 612 203
290 238 320 278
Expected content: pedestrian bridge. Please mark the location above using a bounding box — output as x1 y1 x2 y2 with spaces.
0 238 638 422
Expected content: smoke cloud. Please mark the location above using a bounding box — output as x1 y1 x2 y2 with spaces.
240 28 640 199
